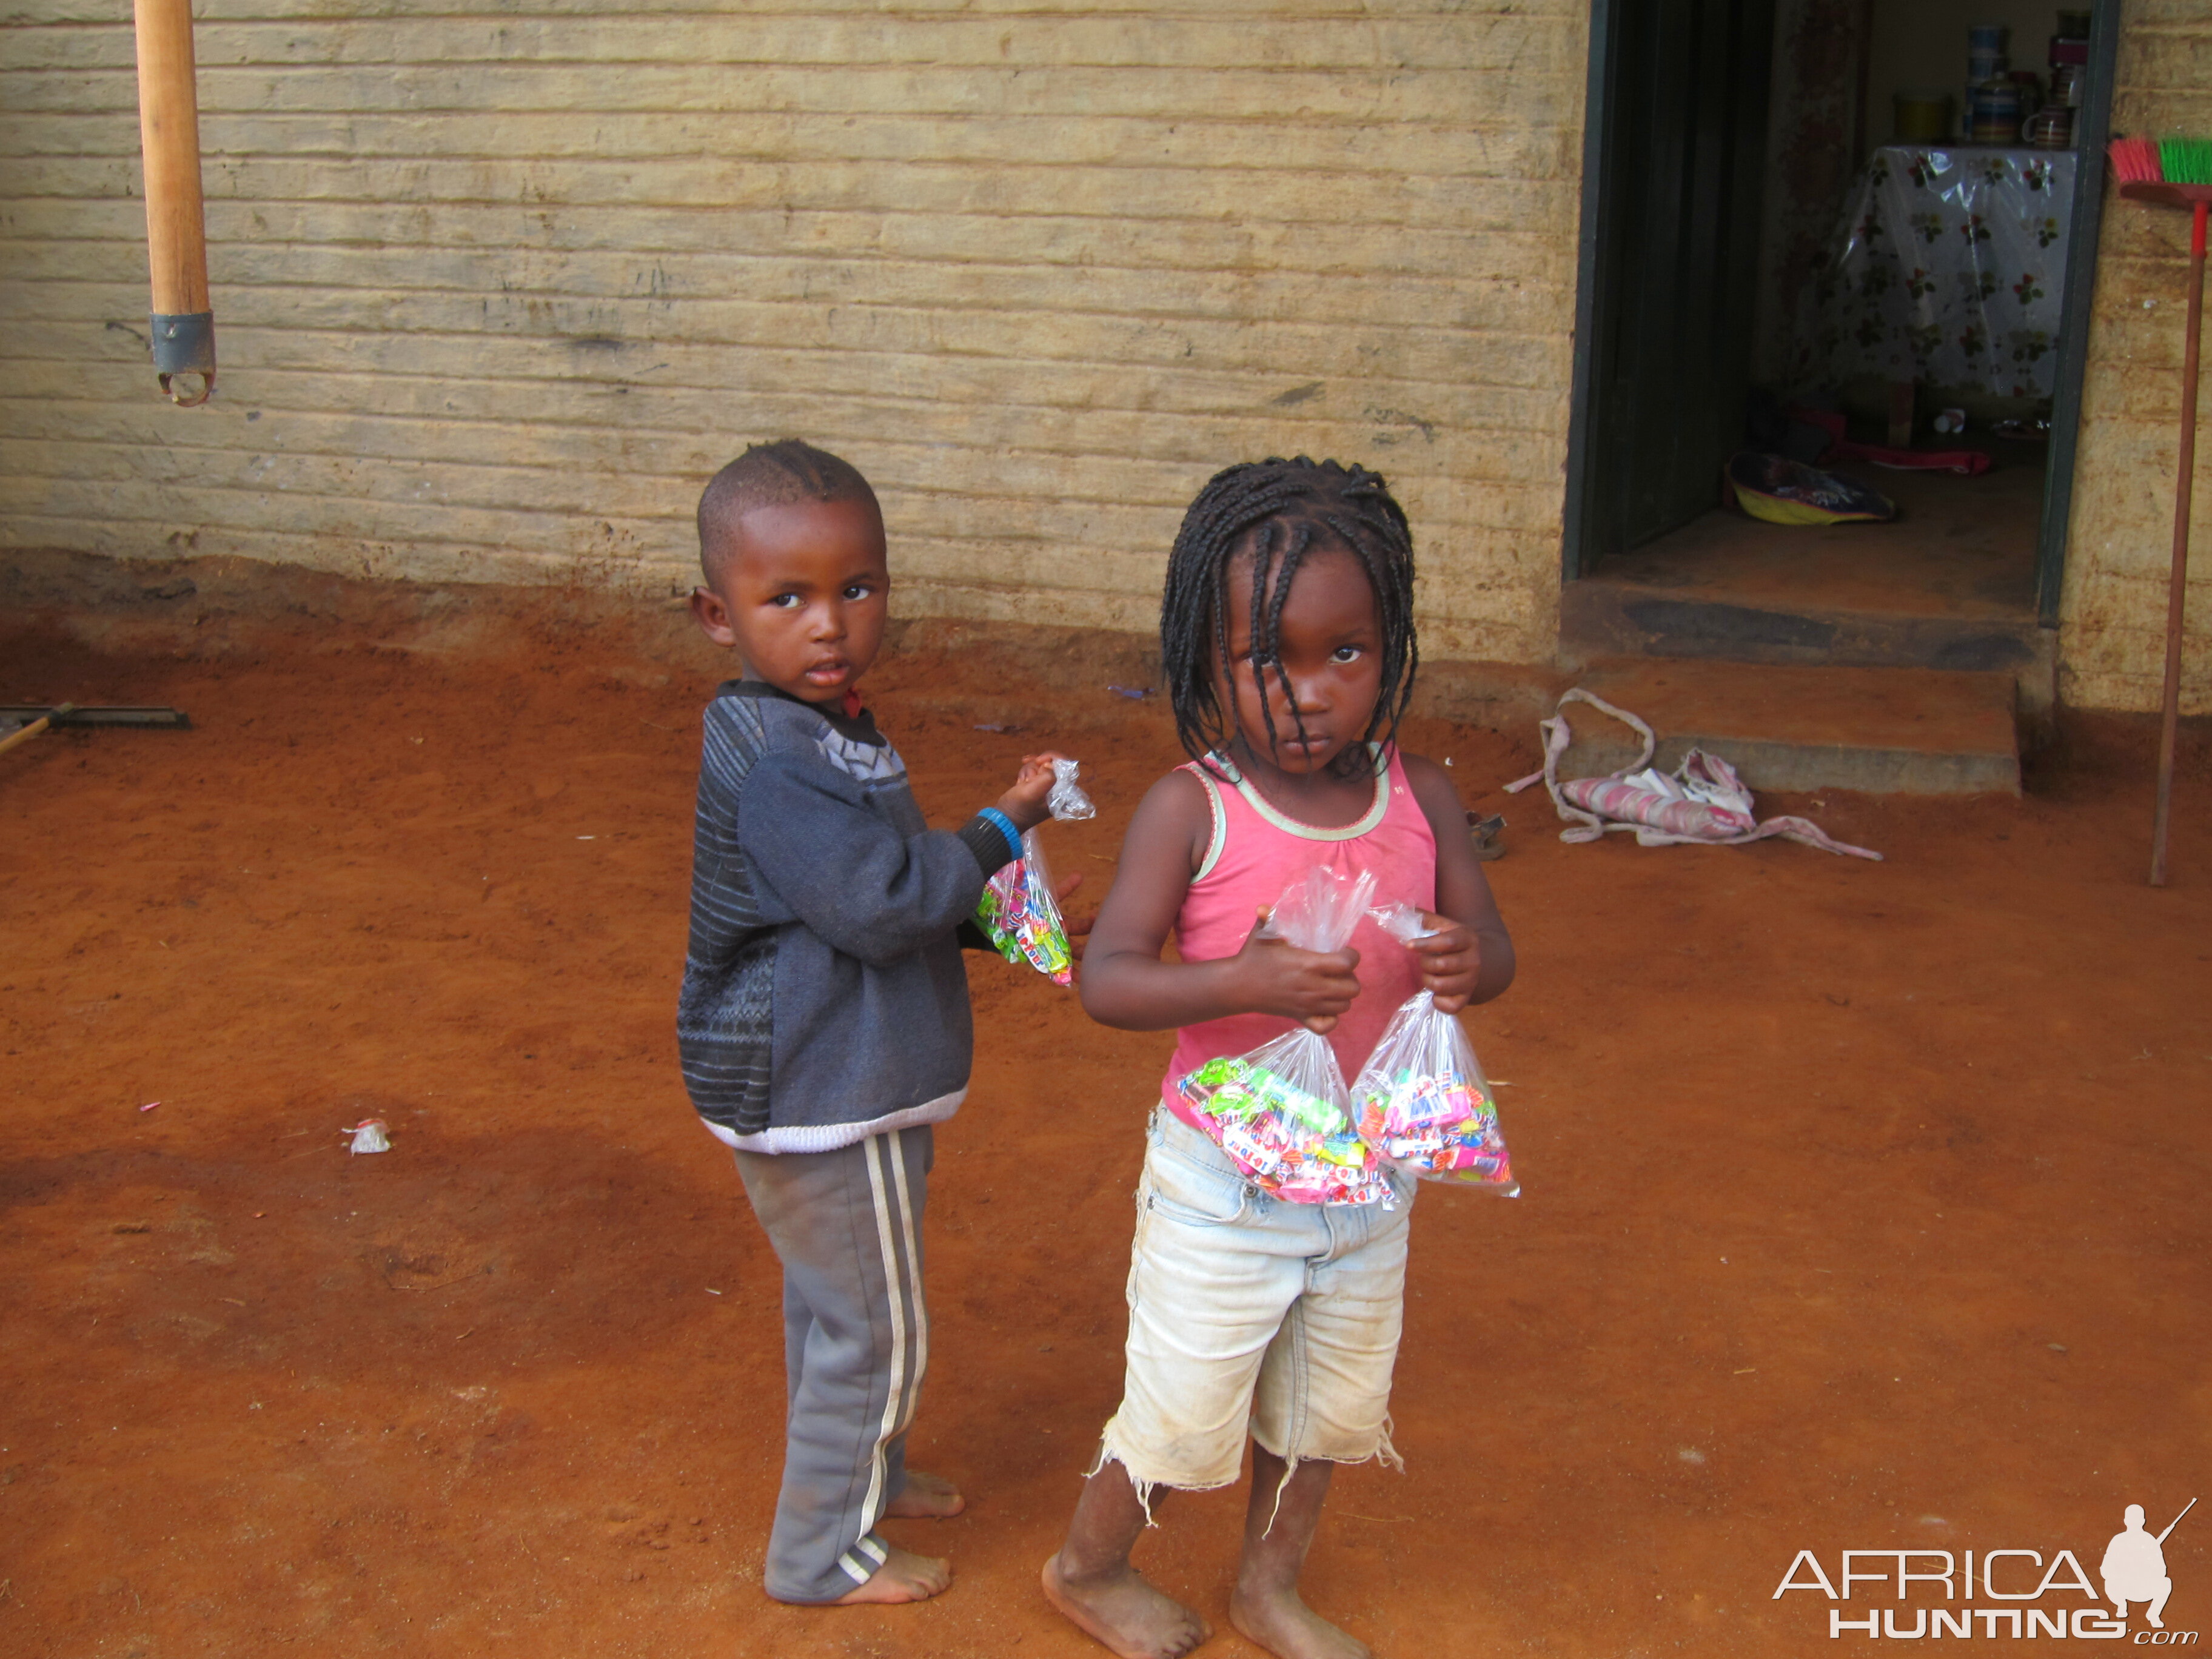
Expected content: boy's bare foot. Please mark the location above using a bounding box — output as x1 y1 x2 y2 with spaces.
1042 1551 1210 1658
885 1469 967 1518
1228 1584 1369 1659
833 1544 951 1604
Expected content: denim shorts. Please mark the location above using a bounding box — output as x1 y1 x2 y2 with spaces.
1096 1107 1413 1496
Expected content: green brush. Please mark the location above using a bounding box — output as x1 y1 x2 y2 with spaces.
2159 136 2212 186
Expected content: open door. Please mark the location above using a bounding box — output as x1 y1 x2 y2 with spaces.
1565 0 1777 575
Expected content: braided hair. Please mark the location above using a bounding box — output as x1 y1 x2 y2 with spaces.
1159 457 1419 773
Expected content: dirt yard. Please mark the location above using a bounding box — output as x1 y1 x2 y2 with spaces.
2 598 2207 1658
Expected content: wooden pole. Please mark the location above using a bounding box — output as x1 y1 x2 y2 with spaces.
132 0 214 405
0 714 55 758
2151 201 2207 886
2150 198 2203 885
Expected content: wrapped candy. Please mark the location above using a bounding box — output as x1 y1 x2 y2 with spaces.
972 754 1092 985
1174 1050 1393 1205
1352 905 1517 1194
976 829 1073 984
1172 866 1396 1207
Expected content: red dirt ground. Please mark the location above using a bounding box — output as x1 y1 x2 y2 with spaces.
2 611 2207 1658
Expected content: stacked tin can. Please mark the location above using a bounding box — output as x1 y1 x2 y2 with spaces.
2031 11 2091 148
1966 25 2022 145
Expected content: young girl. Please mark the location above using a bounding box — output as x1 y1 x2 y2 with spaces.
1042 458 1515 1659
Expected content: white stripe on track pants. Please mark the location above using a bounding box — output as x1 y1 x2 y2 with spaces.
732 1125 932 1603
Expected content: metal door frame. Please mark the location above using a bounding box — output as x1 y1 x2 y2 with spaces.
2033 0 2121 625
1560 0 1627 586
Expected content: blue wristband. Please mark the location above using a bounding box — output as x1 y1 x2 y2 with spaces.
979 808 1025 864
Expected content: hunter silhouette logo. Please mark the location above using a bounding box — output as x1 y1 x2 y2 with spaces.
2105 1500 2192 1630
1775 1496 2198 1641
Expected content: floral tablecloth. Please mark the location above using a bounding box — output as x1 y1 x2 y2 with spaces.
1810 145 2076 400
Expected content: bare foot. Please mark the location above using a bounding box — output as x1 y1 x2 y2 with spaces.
885 1469 967 1518
1042 1550 1210 1658
832 1544 951 1605
1229 1583 1369 1659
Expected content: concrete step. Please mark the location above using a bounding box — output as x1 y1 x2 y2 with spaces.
1542 658 2021 796
1560 575 2056 714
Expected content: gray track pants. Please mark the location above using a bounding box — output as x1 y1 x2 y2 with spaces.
732 1125 931 1603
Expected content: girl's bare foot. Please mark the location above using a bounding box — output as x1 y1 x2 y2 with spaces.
832 1544 951 1604
1230 1453 1363 1658
1228 1584 1369 1659
885 1469 966 1518
1042 1551 1210 1659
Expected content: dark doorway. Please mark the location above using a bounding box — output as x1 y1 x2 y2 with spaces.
1561 0 2120 647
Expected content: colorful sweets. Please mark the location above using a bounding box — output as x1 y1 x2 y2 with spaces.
1175 1050 1397 1207
1173 866 1397 1207
976 851 1073 984
1350 990 1518 1195
1353 1067 1514 1190
973 769 1093 987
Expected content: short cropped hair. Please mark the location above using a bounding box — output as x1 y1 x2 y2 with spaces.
697 440 878 580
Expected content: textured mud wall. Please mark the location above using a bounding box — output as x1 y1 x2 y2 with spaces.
0 0 1586 664
2061 0 2212 712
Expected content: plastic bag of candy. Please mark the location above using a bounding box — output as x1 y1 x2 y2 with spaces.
972 754 1092 985
976 829 1074 984
1351 905 1516 1195
1170 866 1396 1205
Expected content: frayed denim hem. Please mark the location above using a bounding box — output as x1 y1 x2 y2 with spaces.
1251 1415 1406 1536
1085 1437 1244 1527
1089 1417 1406 1537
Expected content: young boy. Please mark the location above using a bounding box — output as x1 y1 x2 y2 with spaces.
678 438 1059 1606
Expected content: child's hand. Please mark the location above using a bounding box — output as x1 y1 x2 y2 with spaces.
1407 913 1480 1013
1230 907 1361 1033
995 752 1064 834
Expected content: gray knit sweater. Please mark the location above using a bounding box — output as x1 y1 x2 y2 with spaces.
677 680 1015 1153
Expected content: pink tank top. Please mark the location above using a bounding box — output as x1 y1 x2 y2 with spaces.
1161 745 1438 1127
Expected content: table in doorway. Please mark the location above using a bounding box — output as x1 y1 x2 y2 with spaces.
1810 145 2077 406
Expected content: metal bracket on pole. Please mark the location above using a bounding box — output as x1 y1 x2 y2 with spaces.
151 310 215 406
